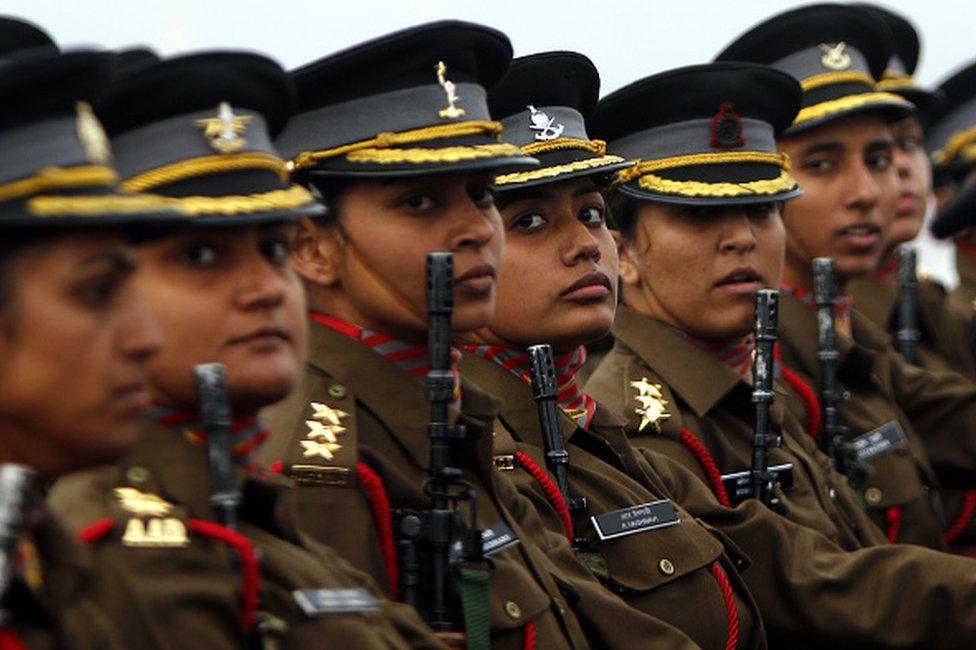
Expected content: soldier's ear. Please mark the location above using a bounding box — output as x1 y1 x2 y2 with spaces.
292 217 341 287
615 230 642 288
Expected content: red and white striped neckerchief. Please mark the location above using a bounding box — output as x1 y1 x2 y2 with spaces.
145 406 270 476
686 335 756 378
310 313 462 411
462 344 597 429
780 280 854 338
873 252 899 286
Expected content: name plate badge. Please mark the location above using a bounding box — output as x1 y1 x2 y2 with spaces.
721 463 795 505
590 499 680 541
481 521 521 557
293 588 379 617
852 421 907 461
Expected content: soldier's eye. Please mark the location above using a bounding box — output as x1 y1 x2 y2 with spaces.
261 239 290 265
183 245 217 267
402 194 435 212
579 205 605 226
511 212 547 232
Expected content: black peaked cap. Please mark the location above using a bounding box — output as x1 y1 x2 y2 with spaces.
931 180 976 238
925 59 976 180
488 51 599 121
0 16 56 57
98 51 294 138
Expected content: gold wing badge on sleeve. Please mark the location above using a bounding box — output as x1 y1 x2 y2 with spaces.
630 378 671 432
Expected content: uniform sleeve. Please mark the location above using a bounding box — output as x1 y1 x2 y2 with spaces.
644 449 976 649
495 472 703 650
884 350 976 487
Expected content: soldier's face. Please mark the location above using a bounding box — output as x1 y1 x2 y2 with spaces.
778 114 896 285
0 233 159 478
298 172 503 340
887 116 932 248
133 223 307 415
469 177 617 351
619 201 785 340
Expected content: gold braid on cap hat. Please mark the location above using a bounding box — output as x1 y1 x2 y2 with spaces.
290 120 518 169
614 151 796 199
933 125 976 167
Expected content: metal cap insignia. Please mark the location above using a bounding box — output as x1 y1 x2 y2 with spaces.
527 105 565 141
195 102 253 154
819 42 852 70
76 102 112 165
710 101 745 149
435 61 466 119
631 378 671 432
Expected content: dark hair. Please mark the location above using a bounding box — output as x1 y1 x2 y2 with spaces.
0 230 44 311
606 189 640 239
300 173 352 227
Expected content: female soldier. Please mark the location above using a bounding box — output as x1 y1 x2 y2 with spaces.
0 49 169 648
470 54 976 649
263 20 700 649
48 51 445 649
714 3 976 550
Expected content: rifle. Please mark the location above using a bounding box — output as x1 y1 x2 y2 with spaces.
811 258 867 486
193 363 241 531
896 247 920 364
396 253 483 635
0 464 36 627
527 344 588 547
751 290 785 511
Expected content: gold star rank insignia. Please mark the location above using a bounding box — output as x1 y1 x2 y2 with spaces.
819 42 851 70
630 378 671 432
435 61 465 119
195 102 253 154
114 487 174 517
300 402 349 461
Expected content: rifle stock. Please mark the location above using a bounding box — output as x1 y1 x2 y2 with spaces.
751 290 783 510
193 363 240 531
0 464 36 625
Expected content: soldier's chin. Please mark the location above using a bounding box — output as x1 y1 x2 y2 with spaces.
450 304 495 335
227 369 299 414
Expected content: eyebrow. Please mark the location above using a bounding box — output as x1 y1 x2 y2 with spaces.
799 141 844 156
866 137 895 149
76 249 136 275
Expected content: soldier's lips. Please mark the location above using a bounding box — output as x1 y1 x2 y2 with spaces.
113 383 152 414
455 264 496 294
836 223 881 250
714 267 762 296
228 326 291 347
560 271 612 301
896 193 920 216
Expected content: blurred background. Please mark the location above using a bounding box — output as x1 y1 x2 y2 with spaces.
6 0 973 283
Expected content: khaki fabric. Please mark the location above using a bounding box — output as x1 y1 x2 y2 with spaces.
260 321 701 650
587 308 976 648
950 252 976 316
4 511 122 649
461 352 765 650
48 421 441 650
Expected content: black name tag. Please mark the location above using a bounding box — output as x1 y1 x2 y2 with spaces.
721 463 794 505
590 499 680 541
481 521 520 557
851 421 907 461
293 588 379 616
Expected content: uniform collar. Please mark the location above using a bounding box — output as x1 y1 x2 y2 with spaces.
305 320 499 471
611 308 743 418
846 274 897 332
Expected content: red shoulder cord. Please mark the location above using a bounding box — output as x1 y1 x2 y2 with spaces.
522 621 537 650
679 428 731 508
709 563 741 650
0 629 28 650
514 450 574 543
945 489 976 545
355 462 398 599
77 517 261 633
779 366 822 440
884 507 902 544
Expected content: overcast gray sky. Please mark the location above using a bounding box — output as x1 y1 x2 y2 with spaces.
6 0 974 94
6 0 973 282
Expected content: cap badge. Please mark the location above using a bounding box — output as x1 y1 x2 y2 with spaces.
76 102 112 165
630 378 671 432
435 61 466 119
196 102 253 154
819 42 852 70
300 401 348 461
710 101 745 149
527 105 565 141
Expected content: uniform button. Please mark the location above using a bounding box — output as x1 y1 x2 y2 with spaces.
126 466 151 484
659 558 675 575
865 487 883 505
504 601 521 619
328 384 347 399
828 487 837 500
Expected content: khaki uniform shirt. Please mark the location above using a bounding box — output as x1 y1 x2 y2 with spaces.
950 252 976 316
778 291 976 546
260 322 700 649
587 309 976 648
4 511 122 649
848 274 976 380
460 352 765 650
48 421 440 650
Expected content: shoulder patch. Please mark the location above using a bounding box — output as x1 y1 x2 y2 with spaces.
286 379 359 487
630 378 671 433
